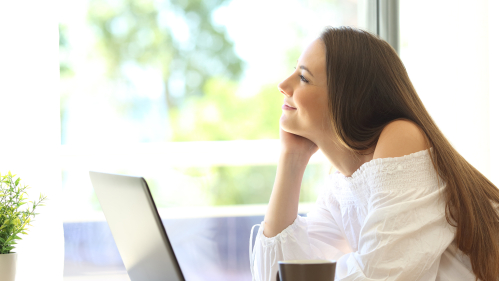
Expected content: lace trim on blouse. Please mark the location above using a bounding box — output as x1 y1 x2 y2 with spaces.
330 147 444 207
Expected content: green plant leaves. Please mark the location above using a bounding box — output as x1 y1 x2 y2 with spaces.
0 173 47 254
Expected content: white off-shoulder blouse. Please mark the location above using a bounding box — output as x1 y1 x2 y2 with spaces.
249 148 476 281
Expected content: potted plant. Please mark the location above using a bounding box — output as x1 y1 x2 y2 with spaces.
0 172 47 281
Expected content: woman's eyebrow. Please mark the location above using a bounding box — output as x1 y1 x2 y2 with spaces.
299 65 314 77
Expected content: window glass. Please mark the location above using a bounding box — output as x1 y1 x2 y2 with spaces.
60 0 358 279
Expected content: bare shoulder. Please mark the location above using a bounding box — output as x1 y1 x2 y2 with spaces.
372 119 430 160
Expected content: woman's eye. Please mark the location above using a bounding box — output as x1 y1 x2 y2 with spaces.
293 67 309 83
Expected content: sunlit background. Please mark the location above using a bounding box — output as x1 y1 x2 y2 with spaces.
59 0 357 280
0 0 497 280
58 0 499 280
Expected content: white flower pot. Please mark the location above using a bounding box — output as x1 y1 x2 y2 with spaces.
0 253 17 281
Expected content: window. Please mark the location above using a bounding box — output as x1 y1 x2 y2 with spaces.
60 0 358 280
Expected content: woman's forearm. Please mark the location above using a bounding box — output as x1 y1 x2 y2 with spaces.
263 152 310 237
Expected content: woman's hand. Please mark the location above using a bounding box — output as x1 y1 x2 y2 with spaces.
279 128 319 158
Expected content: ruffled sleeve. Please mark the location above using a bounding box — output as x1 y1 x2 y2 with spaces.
249 179 350 281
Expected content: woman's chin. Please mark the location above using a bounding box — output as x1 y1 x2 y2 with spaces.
280 115 311 137
279 116 292 131
279 120 299 135
279 113 293 125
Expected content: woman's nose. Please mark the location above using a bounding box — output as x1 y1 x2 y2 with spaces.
278 81 291 97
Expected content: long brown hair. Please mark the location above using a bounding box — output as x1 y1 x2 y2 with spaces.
320 26 499 281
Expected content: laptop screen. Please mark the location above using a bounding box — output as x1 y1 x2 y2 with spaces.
89 171 185 281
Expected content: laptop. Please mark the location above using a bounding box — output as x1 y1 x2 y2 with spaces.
89 171 185 281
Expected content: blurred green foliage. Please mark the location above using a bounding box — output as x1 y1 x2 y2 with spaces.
59 0 324 208
59 23 72 145
210 163 323 205
87 0 243 109
171 77 281 141
169 163 323 207
59 24 73 77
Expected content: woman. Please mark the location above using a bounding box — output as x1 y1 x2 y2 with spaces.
249 26 499 281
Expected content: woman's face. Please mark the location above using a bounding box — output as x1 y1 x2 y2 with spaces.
278 38 329 141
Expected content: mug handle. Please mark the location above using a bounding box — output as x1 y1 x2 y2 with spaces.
276 271 281 281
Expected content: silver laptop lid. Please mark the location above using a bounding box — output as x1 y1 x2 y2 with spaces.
89 171 185 281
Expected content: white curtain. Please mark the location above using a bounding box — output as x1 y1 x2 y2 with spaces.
0 0 63 280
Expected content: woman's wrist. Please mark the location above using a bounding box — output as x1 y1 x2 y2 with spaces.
277 152 311 179
262 152 309 237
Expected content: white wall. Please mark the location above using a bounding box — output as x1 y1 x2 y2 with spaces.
489 0 499 186
0 0 63 280
400 0 498 185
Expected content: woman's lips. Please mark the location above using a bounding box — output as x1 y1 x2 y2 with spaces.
282 104 297 110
